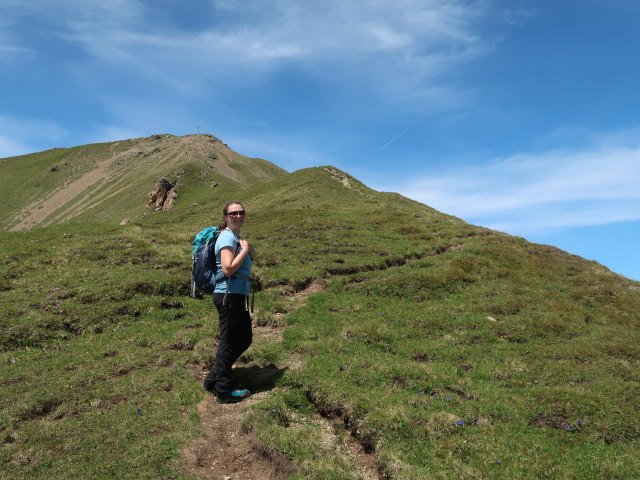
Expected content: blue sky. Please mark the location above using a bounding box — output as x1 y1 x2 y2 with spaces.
1 0 639 281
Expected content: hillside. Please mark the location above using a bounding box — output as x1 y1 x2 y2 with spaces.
0 137 639 479
0 133 286 231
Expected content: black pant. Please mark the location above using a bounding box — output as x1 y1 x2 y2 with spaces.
204 293 252 395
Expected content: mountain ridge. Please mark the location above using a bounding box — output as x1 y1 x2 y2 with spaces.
1 133 287 231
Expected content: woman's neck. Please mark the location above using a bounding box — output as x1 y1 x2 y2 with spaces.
227 225 241 236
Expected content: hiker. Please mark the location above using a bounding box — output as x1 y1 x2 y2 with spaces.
203 201 256 403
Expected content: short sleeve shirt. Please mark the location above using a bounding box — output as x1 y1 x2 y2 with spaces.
214 229 252 295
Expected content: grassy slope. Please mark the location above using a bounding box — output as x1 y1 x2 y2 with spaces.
0 162 638 479
0 134 288 230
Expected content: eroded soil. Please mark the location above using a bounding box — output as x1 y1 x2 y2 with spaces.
182 281 382 480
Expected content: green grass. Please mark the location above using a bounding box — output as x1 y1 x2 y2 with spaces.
1 322 202 479
0 134 287 229
1 141 639 479
274 286 639 478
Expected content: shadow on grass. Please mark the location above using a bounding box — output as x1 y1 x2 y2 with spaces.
231 365 288 393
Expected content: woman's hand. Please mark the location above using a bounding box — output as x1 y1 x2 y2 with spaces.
239 239 256 259
220 238 253 277
220 246 246 277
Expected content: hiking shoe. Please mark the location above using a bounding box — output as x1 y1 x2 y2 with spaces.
216 389 251 404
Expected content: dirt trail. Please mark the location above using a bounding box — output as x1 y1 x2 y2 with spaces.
183 394 294 480
8 143 133 231
183 281 382 480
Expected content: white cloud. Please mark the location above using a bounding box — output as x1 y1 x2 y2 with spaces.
0 0 143 62
86 125 150 146
2 0 495 102
0 44 33 59
222 132 334 172
0 116 66 157
83 98 196 145
0 0 143 26
395 140 640 234
0 135 30 158
486 203 640 234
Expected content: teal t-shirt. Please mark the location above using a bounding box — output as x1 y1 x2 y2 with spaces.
214 229 252 295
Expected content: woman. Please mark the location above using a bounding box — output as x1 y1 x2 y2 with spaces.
203 201 256 403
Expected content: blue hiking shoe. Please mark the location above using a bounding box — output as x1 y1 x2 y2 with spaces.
216 389 251 404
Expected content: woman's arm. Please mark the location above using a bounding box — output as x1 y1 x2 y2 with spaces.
220 239 250 277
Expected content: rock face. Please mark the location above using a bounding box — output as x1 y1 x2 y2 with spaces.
146 178 177 211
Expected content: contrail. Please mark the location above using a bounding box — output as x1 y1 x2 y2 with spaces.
379 130 407 150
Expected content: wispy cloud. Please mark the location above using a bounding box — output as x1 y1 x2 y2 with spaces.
394 138 640 234
84 97 199 145
2 0 495 102
222 131 335 172
0 0 144 26
0 0 142 62
0 47 32 63
0 115 66 157
379 130 407 150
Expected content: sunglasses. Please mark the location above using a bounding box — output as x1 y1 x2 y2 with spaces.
226 210 246 217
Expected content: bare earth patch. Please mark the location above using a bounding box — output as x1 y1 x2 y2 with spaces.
9 148 125 231
313 413 381 480
322 167 363 194
183 394 295 480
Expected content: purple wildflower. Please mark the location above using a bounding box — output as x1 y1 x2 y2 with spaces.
457 420 464 426
564 424 570 430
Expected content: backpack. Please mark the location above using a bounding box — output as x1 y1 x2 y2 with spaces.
191 226 221 297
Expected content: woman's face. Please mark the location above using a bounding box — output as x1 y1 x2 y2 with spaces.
225 203 246 229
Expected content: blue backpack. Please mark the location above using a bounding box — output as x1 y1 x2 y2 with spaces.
191 227 222 297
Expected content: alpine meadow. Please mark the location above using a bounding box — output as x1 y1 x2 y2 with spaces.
1 134 638 480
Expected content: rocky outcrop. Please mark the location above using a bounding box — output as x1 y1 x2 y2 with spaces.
146 178 177 211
